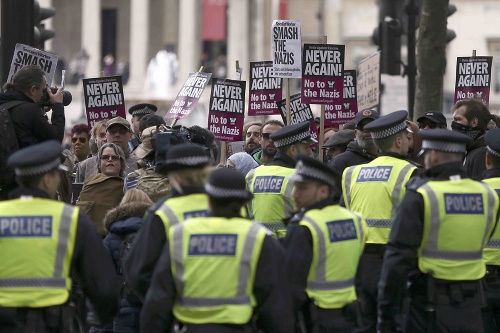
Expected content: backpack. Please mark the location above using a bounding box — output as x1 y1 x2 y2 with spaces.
0 101 26 187
117 232 141 304
135 167 172 202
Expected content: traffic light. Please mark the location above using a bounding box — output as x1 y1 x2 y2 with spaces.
372 0 404 75
446 4 457 43
33 0 56 50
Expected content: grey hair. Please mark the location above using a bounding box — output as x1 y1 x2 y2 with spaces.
97 143 126 176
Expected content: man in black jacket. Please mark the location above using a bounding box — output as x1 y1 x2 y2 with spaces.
0 65 65 149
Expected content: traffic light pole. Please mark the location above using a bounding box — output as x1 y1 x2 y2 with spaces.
406 0 418 120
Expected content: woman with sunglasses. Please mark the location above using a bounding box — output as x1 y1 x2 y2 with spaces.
70 123 91 162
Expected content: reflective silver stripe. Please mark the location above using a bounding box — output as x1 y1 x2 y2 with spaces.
158 204 179 228
420 184 440 250
53 205 75 278
0 278 66 288
365 219 392 228
355 215 365 243
308 278 355 290
261 222 286 232
487 240 500 248
420 248 482 260
172 224 185 295
246 168 255 191
283 176 295 218
237 223 261 296
178 295 251 307
390 164 416 220
302 217 326 282
343 167 354 208
480 183 497 247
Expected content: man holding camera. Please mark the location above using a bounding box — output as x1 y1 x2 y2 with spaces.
0 65 65 149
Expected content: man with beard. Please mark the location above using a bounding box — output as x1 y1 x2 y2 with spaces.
451 99 500 179
243 121 262 154
251 120 284 165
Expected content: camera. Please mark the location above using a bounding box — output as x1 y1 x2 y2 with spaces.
40 86 72 107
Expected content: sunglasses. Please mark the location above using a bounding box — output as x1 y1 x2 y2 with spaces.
71 137 87 144
418 122 438 129
107 127 130 135
100 154 120 161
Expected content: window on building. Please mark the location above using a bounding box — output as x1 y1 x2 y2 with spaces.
488 39 500 94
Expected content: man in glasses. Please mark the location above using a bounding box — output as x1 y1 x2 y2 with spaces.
251 119 284 165
416 111 448 130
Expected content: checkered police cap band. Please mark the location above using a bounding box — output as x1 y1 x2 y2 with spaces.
296 161 335 187
165 156 210 167
422 140 467 154
369 121 408 139
487 146 500 158
205 183 249 200
274 130 310 148
15 157 61 176
133 106 155 115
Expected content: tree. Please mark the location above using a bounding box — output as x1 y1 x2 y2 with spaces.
414 0 449 120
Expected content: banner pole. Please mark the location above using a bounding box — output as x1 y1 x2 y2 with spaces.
286 78 291 126
319 35 327 162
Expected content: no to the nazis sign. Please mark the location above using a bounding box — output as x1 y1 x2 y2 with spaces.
325 69 357 127
272 20 302 78
454 56 492 105
248 61 282 116
277 93 318 142
301 44 345 105
83 76 126 128
164 72 212 120
8 43 58 85
208 78 246 142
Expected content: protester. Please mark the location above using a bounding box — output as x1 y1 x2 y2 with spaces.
70 124 91 163
0 141 119 331
243 121 262 154
251 119 284 165
226 151 259 175
140 168 294 333
417 111 448 130
322 129 355 162
76 120 108 182
378 129 499 333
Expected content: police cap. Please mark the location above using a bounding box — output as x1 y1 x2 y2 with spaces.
161 143 210 173
269 121 318 148
363 110 409 139
8 140 67 176
484 128 500 158
322 129 355 149
205 168 253 201
290 154 336 188
355 109 380 128
128 103 157 116
418 128 471 155
416 111 447 127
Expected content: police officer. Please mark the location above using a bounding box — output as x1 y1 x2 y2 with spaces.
378 129 500 333
128 103 157 151
341 110 417 332
246 121 316 238
124 143 210 301
140 167 294 333
480 128 500 331
0 141 119 332
284 154 366 332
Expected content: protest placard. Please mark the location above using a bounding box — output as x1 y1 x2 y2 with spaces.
272 20 302 78
248 61 282 116
82 76 126 128
277 93 318 142
454 56 492 105
227 141 245 157
208 78 246 142
164 72 212 120
301 44 345 105
8 43 58 85
357 51 380 110
325 70 358 127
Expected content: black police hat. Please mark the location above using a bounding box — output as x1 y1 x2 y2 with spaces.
363 110 409 139
161 143 210 173
290 154 337 187
355 109 380 128
416 111 447 127
485 128 500 158
205 168 253 201
322 129 355 149
269 121 318 148
418 128 471 155
128 103 157 116
8 140 67 176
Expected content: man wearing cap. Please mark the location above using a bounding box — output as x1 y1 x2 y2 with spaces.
341 110 417 332
378 129 500 333
284 154 366 332
417 111 448 130
140 167 294 333
124 144 211 301
479 128 500 331
0 141 119 331
75 116 139 183
246 121 316 238
128 103 157 151
322 129 355 163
